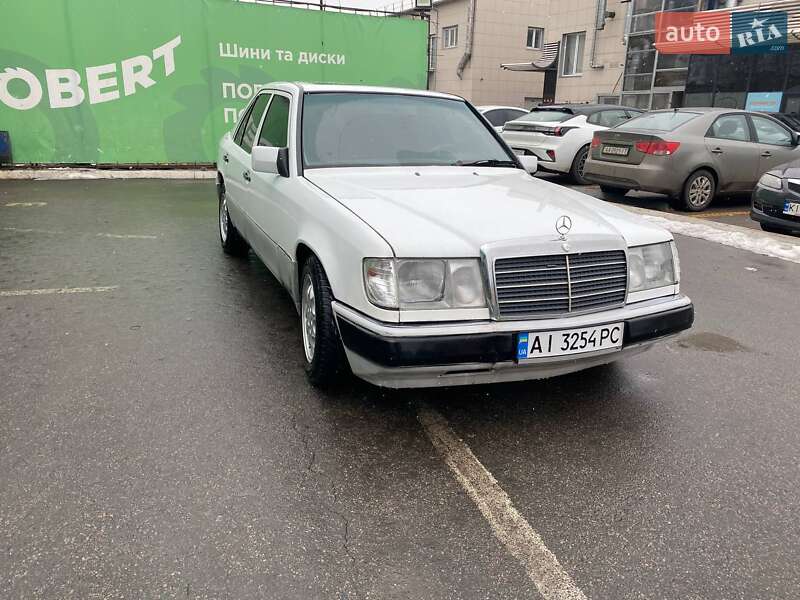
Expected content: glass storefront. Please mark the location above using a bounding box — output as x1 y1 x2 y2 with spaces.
621 0 696 110
684 45 800 115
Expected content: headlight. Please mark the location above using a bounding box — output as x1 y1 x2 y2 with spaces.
758 172 783 190
364 258 486 310
627 242 678 293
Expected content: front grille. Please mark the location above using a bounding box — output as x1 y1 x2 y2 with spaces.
788 180 800 195
760 202 800 222
494 250 627 318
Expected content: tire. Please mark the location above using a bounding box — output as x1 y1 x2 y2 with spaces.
600 185 627 196
300 256 347 388
680 169 715 212
760 223 790 235
569 146 591 185
218 184 249 256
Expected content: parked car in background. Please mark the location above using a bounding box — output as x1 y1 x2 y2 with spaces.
751 158 800 235
476 105 529 132
584 108 800 211
501 104 644 184
217 83 693 389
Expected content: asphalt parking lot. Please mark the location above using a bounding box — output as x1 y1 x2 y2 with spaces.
2 179 800 599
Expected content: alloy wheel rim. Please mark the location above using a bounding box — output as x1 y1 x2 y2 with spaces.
577 151 587 178
688 176 712 207
219 192 229 241
301 273 316 363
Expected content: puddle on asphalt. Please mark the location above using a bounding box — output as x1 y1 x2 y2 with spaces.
677 332 750 353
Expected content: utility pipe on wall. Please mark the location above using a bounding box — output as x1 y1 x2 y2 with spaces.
456 0 476 79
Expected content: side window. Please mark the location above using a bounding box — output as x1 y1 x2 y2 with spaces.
258 95 291 148
238 93 271 153
483 110 505 127
707 114 750 142
751 115 793 146
602 110 631 128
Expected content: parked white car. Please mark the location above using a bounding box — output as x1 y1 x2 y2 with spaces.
476 105 529 132
217 83 693 389
502 104 644 184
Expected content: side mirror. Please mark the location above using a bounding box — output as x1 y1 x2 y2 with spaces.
518 154 538 174
252 146 290 177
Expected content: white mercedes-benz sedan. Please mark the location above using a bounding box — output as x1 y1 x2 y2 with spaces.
217 83 694 389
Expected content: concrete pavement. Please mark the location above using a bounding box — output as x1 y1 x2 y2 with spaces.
1 180 799 599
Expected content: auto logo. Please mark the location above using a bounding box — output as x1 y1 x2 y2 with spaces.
556 215 572 240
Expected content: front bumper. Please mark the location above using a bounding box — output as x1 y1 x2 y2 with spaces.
333 295 694 388
751 186 800 232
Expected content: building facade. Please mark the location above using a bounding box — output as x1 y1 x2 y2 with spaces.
403 0 800 111
424 0 631 107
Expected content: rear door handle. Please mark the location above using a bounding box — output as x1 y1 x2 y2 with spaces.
711 147 723 154
223 154 229 163
243 171 251 182
761 151 772 157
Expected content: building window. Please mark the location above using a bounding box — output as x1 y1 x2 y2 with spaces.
442 26 458 49
428 35 437 71
526 27 544 50
597 95 620 105
561 32 585 77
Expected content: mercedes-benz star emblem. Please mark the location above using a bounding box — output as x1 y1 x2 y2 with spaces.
556 215 572 240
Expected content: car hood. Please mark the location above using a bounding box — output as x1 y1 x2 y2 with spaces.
768 158 800 178
304 166 671 257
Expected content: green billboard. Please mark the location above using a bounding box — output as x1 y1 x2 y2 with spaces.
0 0 427 164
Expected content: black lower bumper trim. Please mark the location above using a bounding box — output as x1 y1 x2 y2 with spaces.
623 304 694 345
337 303 694 368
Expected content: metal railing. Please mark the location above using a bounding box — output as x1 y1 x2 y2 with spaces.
235 0 420 17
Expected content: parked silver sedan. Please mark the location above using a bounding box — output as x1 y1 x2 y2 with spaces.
584 108 800 211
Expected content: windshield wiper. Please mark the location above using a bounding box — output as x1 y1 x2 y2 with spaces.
455 159 518 168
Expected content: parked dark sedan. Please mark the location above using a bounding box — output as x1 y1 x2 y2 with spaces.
751 159 800 235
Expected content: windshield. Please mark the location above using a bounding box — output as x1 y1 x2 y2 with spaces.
516 110 573 123
301 92 513 168
617 111 699 132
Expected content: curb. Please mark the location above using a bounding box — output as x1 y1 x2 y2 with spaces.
0 169 216 180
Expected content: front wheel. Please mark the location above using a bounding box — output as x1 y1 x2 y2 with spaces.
569 146 591 185
760 223 791 235
600 185 627 196
301 256 347 388
680 170 715 212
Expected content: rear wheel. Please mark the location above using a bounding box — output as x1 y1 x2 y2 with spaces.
680 169 715 212
569 146 591 185
219 185 249 256
301 256 347 388
600 185 627 196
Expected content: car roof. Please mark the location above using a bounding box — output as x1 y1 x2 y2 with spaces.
266 81 464 101
530 104 640 115
477 105 528 112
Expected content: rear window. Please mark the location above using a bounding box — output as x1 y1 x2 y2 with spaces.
617 111 700 132
517 110 573 123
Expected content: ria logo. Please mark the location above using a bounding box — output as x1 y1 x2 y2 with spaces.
655 10 786 55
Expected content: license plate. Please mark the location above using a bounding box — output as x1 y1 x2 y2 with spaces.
517 323 624 360
512 148 526 156
784 201 800 216
602 145 629 156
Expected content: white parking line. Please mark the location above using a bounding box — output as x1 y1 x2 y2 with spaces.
4 202 47 207
417 404 587 600
0 285 119 297
1 227 157 240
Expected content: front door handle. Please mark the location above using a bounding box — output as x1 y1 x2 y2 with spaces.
243 171 251 182
223 154 229 163
711 147 723 154
761 151 772 157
